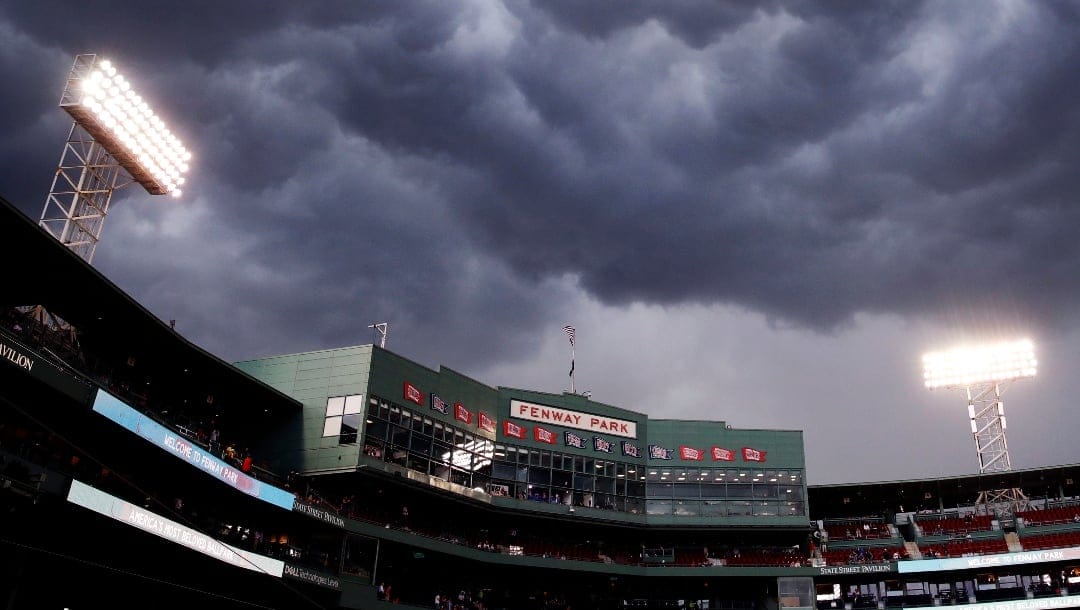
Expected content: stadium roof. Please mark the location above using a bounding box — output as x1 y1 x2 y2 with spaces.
808 462 1080 519
0 195 302 420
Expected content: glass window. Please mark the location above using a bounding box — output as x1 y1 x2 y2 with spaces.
700 483 726 498
322 416 342 437
674 499 698 516
573 474 594 491
727 500 752 516
323 394 365 441
390 425 410 447
552 470 572 488
647 482 674 498
528 467 551 485
410 434 431 455
340 413 360 444
673 482 700 498
727 481 753 498
326 396 345 417
646 500 672 515
365 420 388 442
493 462 515 481
596 477 616 495
754 500 778 516
343 395 364 415
701 500 726 517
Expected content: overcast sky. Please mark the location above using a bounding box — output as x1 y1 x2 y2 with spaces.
2 1 1079 485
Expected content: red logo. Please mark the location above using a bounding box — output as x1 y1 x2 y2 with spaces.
503 420 527 439
711 447 735 461
679 446 704 461
403 382 424 405
478 412 496 433
534 426 556 444
742 446 767 462
454 402 473 425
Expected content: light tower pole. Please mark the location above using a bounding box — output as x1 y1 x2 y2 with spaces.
922 339 1037 518
39 54 191 263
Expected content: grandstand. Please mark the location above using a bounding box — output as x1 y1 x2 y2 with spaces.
5 192 1080 610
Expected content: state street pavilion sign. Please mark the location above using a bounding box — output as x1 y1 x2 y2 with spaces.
509 399 637 439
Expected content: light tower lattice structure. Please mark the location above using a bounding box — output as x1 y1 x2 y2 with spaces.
39 54 190 263
922 339 1037 518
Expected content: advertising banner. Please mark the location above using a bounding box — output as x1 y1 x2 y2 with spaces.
711 447 735 461
478 412 496 433
404 382 424 405
503 420 527 439
283 564 341 590
742 447 767 462
430 394 449 414
898 547 1080 574
67 480 284 577
454 402 473 425
91 390 295 510
679 446 705 461
532 426 556 444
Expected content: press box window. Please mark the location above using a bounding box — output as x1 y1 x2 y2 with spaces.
323 394 365 443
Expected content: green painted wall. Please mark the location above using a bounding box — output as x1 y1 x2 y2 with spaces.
235 345 372 473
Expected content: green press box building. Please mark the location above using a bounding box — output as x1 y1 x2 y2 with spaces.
236 345 808 528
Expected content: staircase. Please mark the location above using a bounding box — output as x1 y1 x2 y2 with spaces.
1005 532 1022 552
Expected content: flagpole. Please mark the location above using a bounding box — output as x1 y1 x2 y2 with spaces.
564 325 577 395
570 341 576 394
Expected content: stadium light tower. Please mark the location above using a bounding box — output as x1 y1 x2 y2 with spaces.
39 54 191 263
922 339 1037 518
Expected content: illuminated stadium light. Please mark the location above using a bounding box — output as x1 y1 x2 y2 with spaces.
39 54 192 263
922 338 1037 518
922 340 1037 389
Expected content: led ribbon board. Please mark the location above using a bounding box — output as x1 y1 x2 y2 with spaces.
68 480 284 576
91 389 296 510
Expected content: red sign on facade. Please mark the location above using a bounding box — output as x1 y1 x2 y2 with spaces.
742 446 767 462
679 446 705 461
478 411 496 433
503 420 527 439
403 382 424 405
454 402 473 425
711 447 735 461
534 426 557 444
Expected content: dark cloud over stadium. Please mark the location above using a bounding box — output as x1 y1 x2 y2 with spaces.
2 1 1079 483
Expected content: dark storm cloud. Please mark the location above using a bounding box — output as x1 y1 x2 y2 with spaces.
2 0 1080 367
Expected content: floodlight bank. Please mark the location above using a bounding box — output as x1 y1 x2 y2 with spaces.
62 56 191 197
922 339 1037 389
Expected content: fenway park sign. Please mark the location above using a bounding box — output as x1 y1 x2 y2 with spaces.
510 400 637 439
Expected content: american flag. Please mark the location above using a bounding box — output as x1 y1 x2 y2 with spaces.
563 325 575 346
